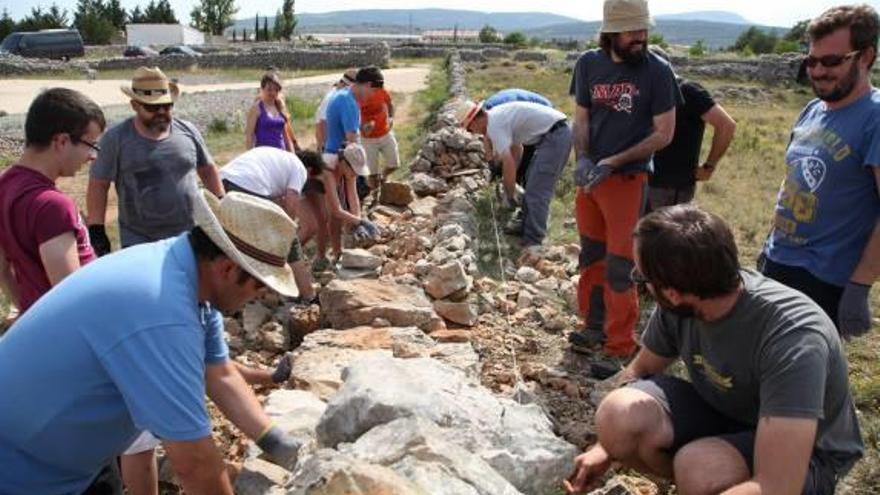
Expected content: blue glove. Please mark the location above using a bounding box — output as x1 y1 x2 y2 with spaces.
358 219 380 239
838 282 872 338
583 162 613 190
574 156 595 186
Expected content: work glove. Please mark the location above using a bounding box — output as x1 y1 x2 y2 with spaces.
575 157 613 190
87 224 111 257
271 354 293 384
838 282 872 338
257 425 302 471
358 219 380 239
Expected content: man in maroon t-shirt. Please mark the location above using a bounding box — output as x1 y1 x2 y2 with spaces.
0 88 106 314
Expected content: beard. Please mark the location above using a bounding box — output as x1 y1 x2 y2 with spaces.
651 288 697 318
143 115 170 132
613 36 647 66
811 61 860 102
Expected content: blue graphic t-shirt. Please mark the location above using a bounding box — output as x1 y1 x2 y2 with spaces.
765 89 880 286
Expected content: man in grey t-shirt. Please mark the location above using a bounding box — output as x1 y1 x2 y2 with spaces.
564 205 863 495
86 67 225 253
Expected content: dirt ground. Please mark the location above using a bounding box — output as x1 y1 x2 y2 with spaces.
0 66 430 115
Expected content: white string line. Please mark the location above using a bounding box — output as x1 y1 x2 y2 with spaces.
486 187 526 404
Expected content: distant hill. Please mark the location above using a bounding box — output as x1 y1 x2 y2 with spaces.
655 11 751 24
227 9 784 49
231 9 580 34
524 20 786 49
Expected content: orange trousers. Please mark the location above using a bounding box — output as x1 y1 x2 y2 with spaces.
574 173 647 357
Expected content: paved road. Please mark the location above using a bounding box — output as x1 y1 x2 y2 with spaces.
0 66 430 115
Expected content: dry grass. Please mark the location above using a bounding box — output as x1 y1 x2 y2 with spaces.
465 59 880 492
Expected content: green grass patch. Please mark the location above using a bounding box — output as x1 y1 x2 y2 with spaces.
285 95 319 121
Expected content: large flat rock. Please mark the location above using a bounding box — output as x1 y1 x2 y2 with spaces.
320 280 443 332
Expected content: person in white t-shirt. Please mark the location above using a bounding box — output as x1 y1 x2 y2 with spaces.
455 100 572 246
221 146 317 303
315 68 358 153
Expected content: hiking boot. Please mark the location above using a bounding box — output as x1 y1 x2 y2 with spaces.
504 209 524 236
568 327 606 354
590 354 629 380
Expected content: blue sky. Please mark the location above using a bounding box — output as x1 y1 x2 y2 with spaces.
4 0 880 28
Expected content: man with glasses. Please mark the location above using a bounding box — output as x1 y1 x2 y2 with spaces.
564 204 863 495
0 88 105 316
760 4 880 339
86 66 225 254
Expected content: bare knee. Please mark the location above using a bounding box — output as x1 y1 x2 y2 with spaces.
674 438 749 495
595 387 671 461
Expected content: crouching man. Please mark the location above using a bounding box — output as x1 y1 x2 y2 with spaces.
564 204 863 495
0 192 302 494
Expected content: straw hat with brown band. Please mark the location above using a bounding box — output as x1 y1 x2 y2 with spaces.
192 190 299 297
121 66 180 105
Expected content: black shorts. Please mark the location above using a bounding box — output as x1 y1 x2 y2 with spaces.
627 375 838 495
758 257 843 325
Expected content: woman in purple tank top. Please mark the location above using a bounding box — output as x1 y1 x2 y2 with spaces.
244 70 298 151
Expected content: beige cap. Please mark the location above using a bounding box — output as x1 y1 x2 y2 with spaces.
192 191 299 297
601 0 653 33
451 98 483 128
121 66 179 105
342 143 369 176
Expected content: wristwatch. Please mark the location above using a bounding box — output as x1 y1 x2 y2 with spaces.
702 161 716 171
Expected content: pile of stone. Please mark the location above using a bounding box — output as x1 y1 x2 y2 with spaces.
513 51 550 63
0 53 90 77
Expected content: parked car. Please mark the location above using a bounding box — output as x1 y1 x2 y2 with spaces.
123 45 159 58
0 29 84 60
159 45 201 57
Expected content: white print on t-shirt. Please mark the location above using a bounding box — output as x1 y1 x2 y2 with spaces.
798 155 827 193
591 82 640 114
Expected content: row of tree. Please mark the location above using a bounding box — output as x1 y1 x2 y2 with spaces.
1 0 298 45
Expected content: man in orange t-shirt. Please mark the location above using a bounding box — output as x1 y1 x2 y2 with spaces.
356 67 399 189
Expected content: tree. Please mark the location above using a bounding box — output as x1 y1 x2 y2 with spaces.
262 16 269 41
784 19 810 43
143 0 177 23
689 39 707 57
254 13 259 41
649 33 668 49
129 6 144 23
18 5 69 31
232 28 236 42
73 0 115 44
0 8 15 40
503 31 527 47
274 0 296 40
733 26 778 55
101 0 126 30
479 24 500 43
190 0 238 36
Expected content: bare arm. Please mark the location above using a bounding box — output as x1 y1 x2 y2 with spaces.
345 131 359 145
206 360 272 440
163 436 233 495
39 232 80 286
572 105 590 160
279 190 301 221
86 178 111 226
233 361 273 386
702 105 737 167
321 172 362 225
603 109 676 168
244 104 258 150
0 244 19 309
619 347 676 384
500 150 518 199
849 169 880 285
197 164 225 199
316 121 327 152
720 417 818 495
345 174 361 218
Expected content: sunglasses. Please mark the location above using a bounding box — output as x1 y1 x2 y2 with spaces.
140 102 174 113
72 136 101 153
804 50 861 68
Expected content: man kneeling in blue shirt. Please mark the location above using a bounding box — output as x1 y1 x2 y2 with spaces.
0 191 302 494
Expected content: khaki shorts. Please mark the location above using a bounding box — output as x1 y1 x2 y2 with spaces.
362 132 399 175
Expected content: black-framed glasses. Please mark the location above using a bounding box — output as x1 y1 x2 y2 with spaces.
804 50 861 68
139 102 174 113
72 137 101 153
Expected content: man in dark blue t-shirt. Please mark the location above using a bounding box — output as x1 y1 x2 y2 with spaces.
568 0 681 362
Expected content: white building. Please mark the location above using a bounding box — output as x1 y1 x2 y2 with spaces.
126 24 205 46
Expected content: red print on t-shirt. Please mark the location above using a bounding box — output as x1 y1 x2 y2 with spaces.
591 82 639 114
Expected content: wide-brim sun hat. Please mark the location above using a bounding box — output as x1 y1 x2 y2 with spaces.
121 66 180 105
342 143 370 176
192 190 299 297
452 98 483 128
600 0 654 33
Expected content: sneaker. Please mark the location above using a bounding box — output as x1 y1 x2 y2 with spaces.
568 327 606 354
504 209 524 235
